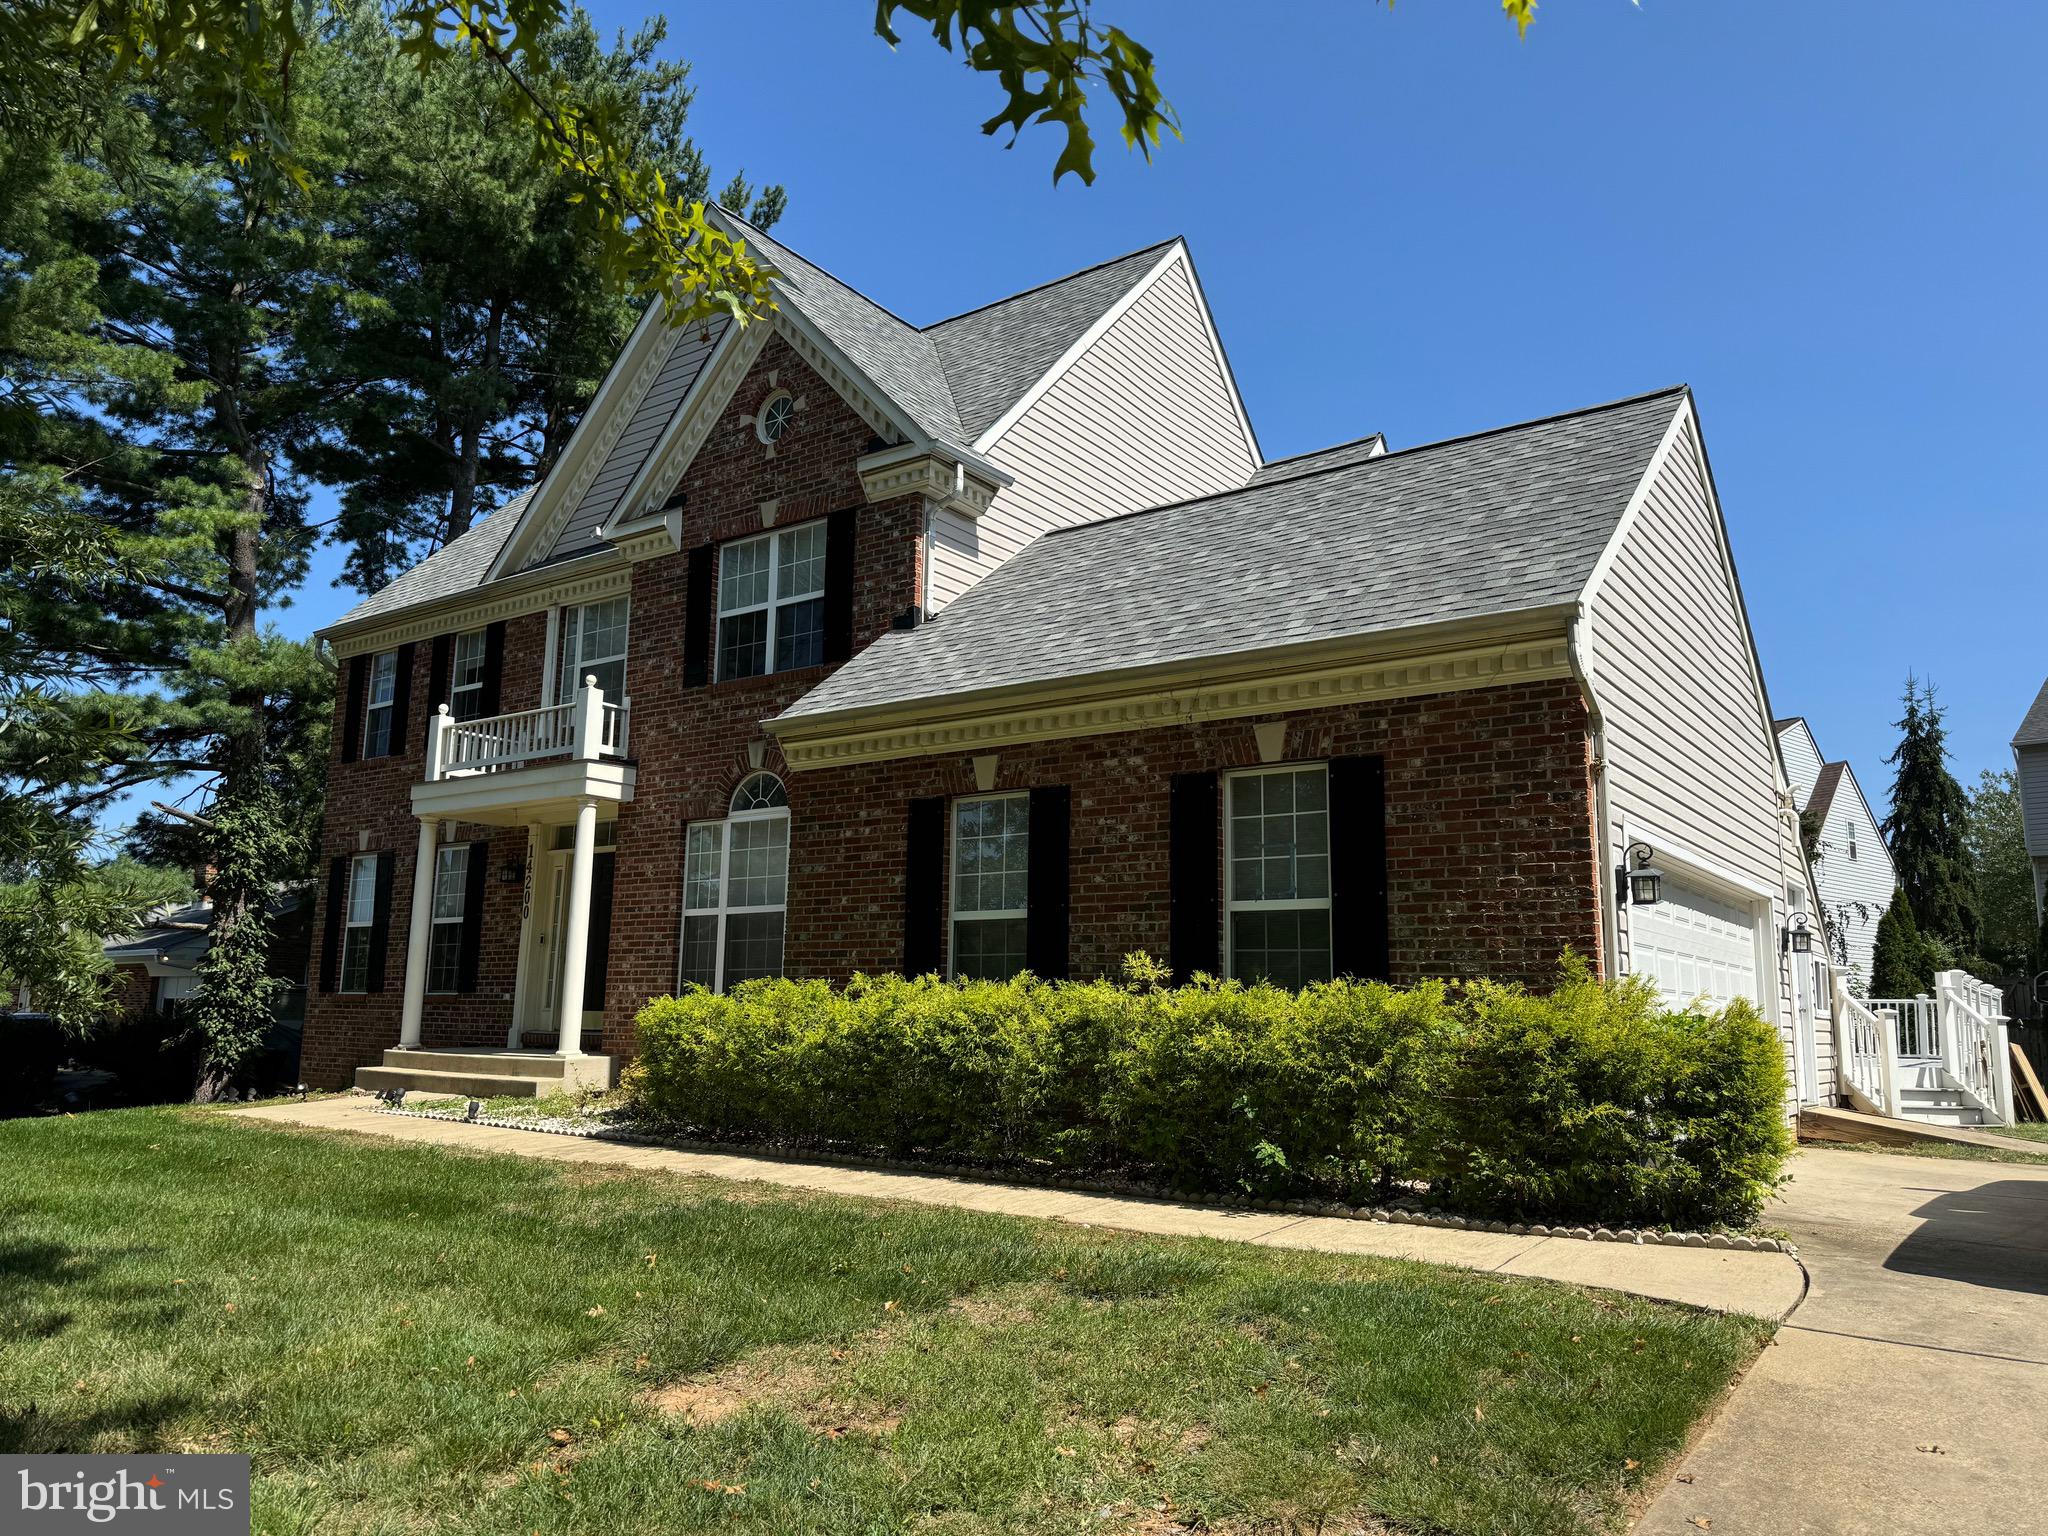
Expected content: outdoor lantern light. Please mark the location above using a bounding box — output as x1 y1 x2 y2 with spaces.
1785 914 1815 954
1619 842 1663 906
497 860 525 886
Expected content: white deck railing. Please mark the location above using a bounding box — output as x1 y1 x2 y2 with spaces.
1869 994 1942 1058
1837 977 1900 1118
424 676 630 782
1855 969 2014 1125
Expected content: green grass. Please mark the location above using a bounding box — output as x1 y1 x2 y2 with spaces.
1809 1131 2048 1167
0 1108 1770 1536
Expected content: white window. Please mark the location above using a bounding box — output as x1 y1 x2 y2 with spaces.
554 597 628 703
951 794 1029 980
339 853 379 992
449 630 488 722
717 522 827 680
1225 765 1332 989
156 974 200 1011
426 845 469 994
756 389 795 444
678 773 789 991
362 651 398 758
1846 823 1858 861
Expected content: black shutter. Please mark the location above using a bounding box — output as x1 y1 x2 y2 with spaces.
683 543 715 686
1168 771 1220 980
456 841 488 993
903 796 946 977
582 851 615 1014
365 850 395 993
429 633 454 712
1025 786 1071 980
823 507 858 665
479 621 507 716
319 856 347 993
1328 755 1390 982
387 642 417 757
339 655 367 764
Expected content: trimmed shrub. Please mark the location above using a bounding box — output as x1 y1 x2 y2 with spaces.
628 956 1791 1229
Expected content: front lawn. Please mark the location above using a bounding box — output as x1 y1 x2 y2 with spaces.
0 1108 1769 1535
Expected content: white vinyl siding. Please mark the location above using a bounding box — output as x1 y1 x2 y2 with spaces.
1588 413 1810 1098
1776 720 1825 799
928 258 1256 612
1807 778 1898 992
2019 745 2048 857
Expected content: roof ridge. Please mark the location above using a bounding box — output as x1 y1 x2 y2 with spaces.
1045 384 1691 542
920 238 1181 332
1256 430 1387 471
713 205 926 334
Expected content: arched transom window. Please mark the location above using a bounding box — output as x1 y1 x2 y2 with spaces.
679 773 789 991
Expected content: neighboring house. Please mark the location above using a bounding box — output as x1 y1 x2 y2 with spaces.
101 894 312 1032
1773 718 1897 991
302 213 1820 1112
2016 677 2048 923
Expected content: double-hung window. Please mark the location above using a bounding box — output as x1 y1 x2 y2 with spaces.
1225 765 1332 988
426 845 469 993
717 522 826 680
950 795 1029 980
554 598 628 703
678 773 789 991
339 853 379 992
449 631 488 722
362 651 398 758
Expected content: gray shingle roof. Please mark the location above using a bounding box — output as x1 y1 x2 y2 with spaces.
718 211 966 447
1249 433 1387 485
2015 677 2048 748
925 241 1176 442
329 492 530 630
776 388 1689 724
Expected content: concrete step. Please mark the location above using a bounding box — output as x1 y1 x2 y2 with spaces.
356 1066 551 1098
380 1048 575 1079
357 1048 614 1098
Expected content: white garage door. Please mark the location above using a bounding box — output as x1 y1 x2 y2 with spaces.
1629 875 1761 1011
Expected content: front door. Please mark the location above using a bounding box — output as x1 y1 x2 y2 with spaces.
526 840 614 1043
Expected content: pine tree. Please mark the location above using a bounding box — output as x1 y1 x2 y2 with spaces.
1880 677 1980 957
1871 893 1932 998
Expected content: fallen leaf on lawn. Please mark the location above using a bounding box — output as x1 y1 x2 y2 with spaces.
1055 1446 1076 1458
173 1279 186 1286
508 1389 520 1397
1624 1459 1639 1471
1253 1382 1268 1398
549 1429 573 1446
1429 1455 1439 1467
585 1306 606 1318
1473 1405 1486 1422
1570 1334 1581 1344
466 1356 477 1367
902 1264 913 1274
634 1355 649 1371
645 1253 658 1268
223 1303 236 1313
883 1300 898 1312
830 1348 847 1362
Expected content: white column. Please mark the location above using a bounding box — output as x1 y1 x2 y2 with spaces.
398 817 441 1050
506 822 542 1049
553 797 598 1057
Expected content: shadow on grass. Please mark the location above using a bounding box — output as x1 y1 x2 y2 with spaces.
0 1393 206 1455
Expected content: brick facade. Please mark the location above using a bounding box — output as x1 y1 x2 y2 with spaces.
302 337 1606 1087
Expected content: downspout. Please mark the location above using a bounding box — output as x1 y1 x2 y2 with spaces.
1567 607 1619 980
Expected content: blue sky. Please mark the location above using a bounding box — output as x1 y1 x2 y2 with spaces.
278 0 2044 814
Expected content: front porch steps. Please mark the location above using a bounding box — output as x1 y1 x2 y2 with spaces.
355 1047 614 1100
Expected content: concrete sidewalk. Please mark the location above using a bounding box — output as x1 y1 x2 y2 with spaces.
229 1095 1804 1319
1637 1146 2048 1535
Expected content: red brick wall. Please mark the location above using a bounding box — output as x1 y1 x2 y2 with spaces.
782 680 1604 990
302 336 925 1086
302 330 1606 1089
109 963 155 1020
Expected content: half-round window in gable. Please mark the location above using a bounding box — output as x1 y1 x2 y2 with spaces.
756 390 796 445
730 771 787 814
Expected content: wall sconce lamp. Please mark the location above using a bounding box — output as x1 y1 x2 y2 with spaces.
1619 842 1663 906
497 860 525 886
1784 914 1815 954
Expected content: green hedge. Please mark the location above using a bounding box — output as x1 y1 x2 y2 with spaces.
627 956 1792 1230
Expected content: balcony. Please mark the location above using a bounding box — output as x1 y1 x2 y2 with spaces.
410 677 636 826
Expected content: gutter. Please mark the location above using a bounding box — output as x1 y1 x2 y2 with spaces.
1567 605 1620 980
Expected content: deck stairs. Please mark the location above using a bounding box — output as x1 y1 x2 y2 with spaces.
355 1047 614 1100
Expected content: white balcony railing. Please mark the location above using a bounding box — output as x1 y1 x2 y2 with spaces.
1837 977 1900 1118
424 676 630 782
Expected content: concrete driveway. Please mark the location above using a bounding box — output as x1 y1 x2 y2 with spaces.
1638 1146 2048 1534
